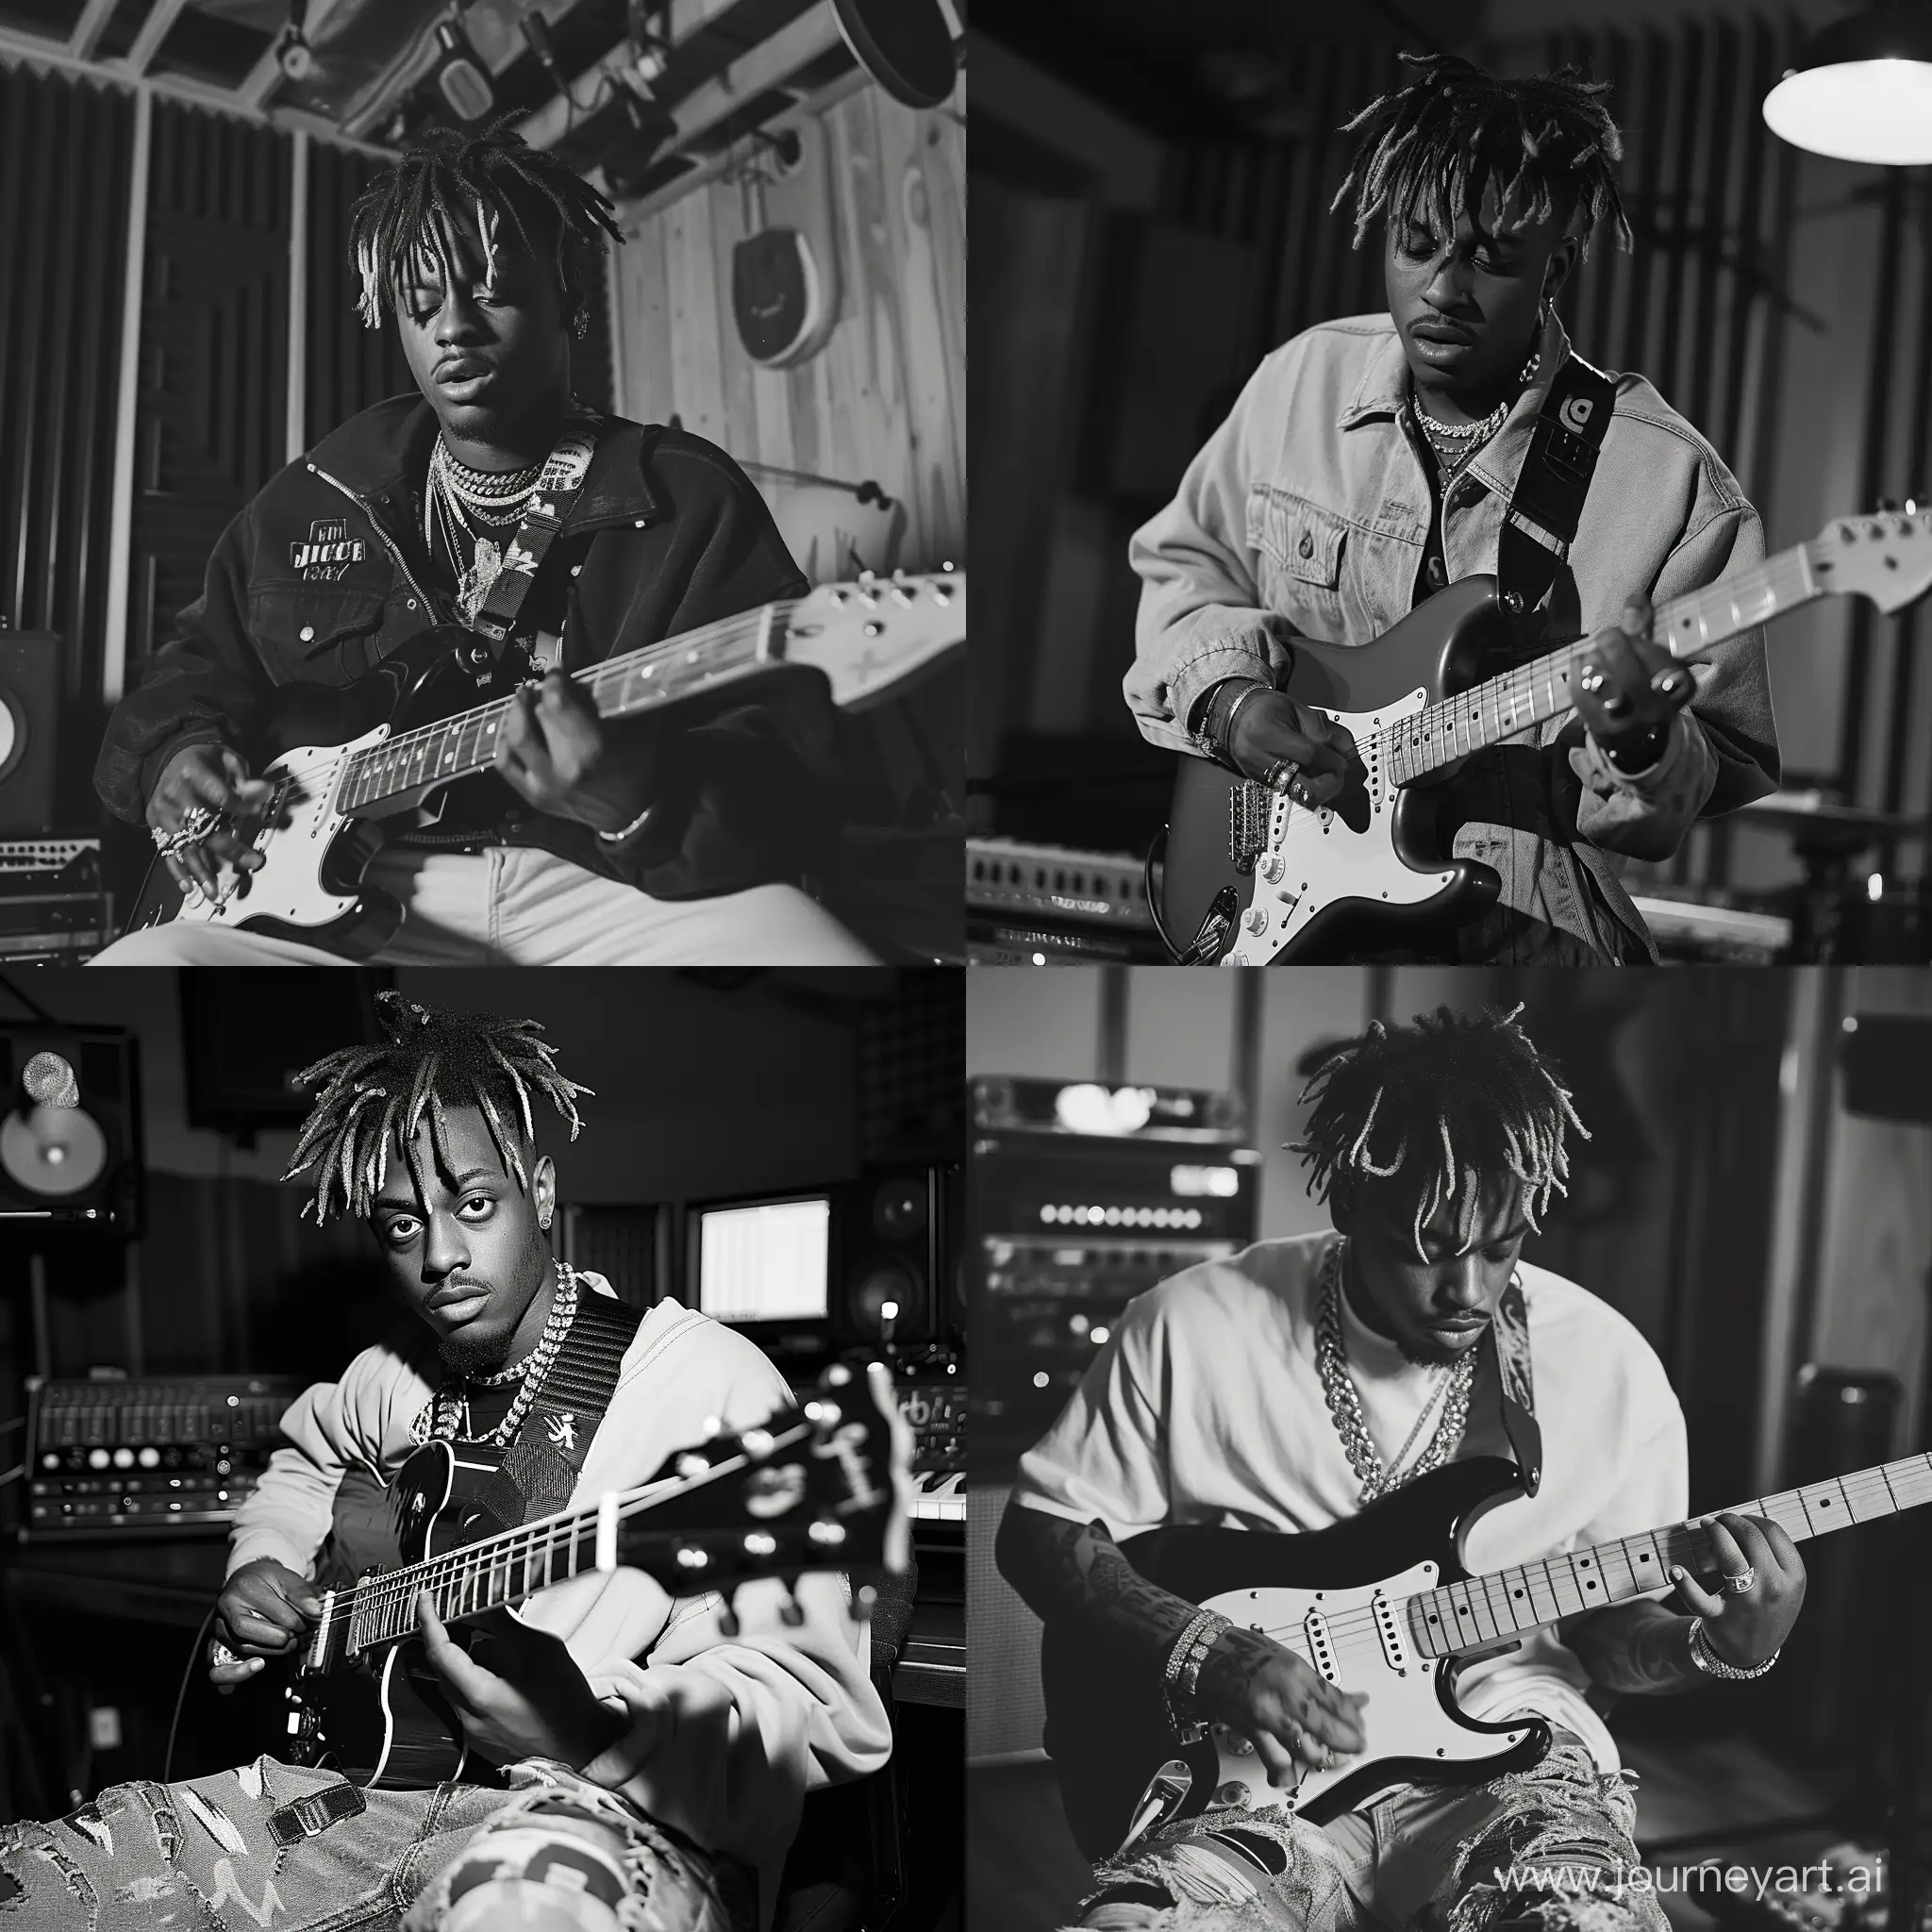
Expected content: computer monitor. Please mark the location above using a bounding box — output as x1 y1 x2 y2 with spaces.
688 1191 832 1330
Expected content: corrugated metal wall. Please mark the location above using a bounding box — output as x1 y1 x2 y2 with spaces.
0 63 134 710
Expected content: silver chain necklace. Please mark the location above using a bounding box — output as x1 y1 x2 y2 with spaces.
413 1260 583 1449
1315 1241 1476 1505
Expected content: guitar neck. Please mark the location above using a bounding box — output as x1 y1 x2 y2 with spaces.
337 602 788 815
1411 1450 1932 1659
1389 543 1824 785
338 1497 618 1652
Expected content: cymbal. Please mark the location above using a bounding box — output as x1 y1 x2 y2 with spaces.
1739 790 1932 837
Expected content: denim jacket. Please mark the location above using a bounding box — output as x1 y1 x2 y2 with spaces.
1125 309 1781 962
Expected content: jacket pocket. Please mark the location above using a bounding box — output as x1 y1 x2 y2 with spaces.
1246 486 1347 625
246 583 388 683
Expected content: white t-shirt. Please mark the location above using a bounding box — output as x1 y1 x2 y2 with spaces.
1010 1231 1688 1775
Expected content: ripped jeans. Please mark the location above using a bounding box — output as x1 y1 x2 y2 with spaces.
0 1753 754 1932
1074 1729 1669 1932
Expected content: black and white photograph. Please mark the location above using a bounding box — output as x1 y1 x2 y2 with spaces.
968 964 1932 1931
0 965 963 1927
969 0 1932 970
0 0 964 968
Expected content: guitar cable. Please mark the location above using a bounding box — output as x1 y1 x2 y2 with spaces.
163 1605 221 1786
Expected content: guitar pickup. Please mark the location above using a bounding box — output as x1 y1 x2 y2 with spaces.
1372 1591 1408 1673
1303 1606 1339 1683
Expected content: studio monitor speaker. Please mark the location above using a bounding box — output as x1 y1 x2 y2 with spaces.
0 1027 142 1233
0 632 61 833
832 1165 959 1347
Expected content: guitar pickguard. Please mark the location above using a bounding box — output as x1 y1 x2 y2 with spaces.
169 724 391 933
1190 1561 1531 1821
1220 689 1455 965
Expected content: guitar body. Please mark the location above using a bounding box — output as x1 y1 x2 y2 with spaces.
283 1439 520 1789
1041 1457 1550 1862
1159 576 1516 965
126 627 515 958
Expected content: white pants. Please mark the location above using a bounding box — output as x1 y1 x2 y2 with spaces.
91 844 877 967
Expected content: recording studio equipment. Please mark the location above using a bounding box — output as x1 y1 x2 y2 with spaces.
1630 894 1792 965
0 837 109 961
832 0 957 108
967 838 1167 964
0 1026 142 1232
179 972 388 1136
687 1186 835 1371
0 631 60 833
833 1166 960 1350
20 1373 303 1539
427 17 493 122
899 1365 966 1535
970 1077 1258 1473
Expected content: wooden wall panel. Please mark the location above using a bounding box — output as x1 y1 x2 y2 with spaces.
607 75 966 579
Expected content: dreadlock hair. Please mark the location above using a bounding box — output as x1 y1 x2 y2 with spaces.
347 115 625 330
283 991 591 1225
1330 51 1633 261
1290 1005 1590 1258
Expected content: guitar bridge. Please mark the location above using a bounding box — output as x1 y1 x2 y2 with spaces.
1228 778 1271 874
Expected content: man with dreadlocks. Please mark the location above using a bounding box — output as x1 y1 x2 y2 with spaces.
0 992 890 1931
92 118 874 966
1124 53 1779 963
999 1007 1806 1931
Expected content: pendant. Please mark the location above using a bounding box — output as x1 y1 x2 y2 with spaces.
458 536 502 625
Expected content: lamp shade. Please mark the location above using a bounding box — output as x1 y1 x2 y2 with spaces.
1763 5 1932 164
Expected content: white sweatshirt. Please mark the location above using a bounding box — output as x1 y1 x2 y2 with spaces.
226 1283 892 1927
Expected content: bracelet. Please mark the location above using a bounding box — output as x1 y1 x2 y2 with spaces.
1687 1615 1779 1681
1164 1608 1230 1740
593 800 654 845
1213 681 1274 770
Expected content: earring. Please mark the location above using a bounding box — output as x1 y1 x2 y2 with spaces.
571 308 589 341
539 1208 554 1232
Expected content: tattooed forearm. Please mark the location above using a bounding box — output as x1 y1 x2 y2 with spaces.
1560 1600 1700 1696
995 1502 1199 1668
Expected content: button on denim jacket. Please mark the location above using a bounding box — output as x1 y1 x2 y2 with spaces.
1125 310 1781 962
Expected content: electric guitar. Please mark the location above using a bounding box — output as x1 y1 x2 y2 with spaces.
128 568 965 958
276 1361 910 1790
1158 508 1932 963
1044 1446 1932 1860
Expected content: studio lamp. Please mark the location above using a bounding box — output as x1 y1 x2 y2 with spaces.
1762 1 1932 164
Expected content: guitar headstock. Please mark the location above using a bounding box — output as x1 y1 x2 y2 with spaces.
617 1361 912 1598
1808 504 1932 615
784 568 964 710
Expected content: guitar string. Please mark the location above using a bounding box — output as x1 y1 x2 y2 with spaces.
321 1419 823 1646
213 603 787 864
1159 1458 1932 1677
1350 548 1815 787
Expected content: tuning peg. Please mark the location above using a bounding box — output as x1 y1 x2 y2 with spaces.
824 1363 854 1389
702 1415 722 1439
808 1518 848 1549
676 1452 710 1479
803 1397 841 1427
741 1428 774 1460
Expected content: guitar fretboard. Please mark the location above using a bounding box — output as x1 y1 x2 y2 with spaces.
334 604 784 815
1382 545 1821 786
1407 1449 1932 1659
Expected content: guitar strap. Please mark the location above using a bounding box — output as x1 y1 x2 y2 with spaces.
478 1290 647 1526
1485 1275 1541 1498
1493 350 1618 635
460 406 610 650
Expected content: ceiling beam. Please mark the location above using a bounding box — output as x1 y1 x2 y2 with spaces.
67 0 121 62
123 0 189 78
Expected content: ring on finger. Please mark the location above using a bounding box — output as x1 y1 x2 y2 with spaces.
1578 665 1607 695
208 1639 241 1669
1265 758 1303 798
1724 1566 1757 1594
